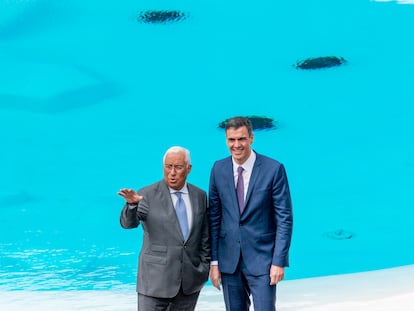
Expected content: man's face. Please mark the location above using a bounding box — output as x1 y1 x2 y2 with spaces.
226 126 254 165
163 152 192 190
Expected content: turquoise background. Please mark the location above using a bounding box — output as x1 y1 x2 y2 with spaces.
1 0 413 290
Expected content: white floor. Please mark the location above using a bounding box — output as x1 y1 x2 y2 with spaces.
1 265 413 310
277 264 414 311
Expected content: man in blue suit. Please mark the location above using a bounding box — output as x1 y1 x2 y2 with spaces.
209 116 293 311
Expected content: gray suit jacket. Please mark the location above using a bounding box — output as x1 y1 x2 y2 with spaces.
120 180 210 298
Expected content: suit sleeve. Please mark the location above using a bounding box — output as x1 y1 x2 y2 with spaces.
120 192 150 229
200 193 211 265
208 164 221 262
272 164 293 267
120 204 139 229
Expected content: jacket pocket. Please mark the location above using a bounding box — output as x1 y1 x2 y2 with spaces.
256 232 275 242
142 253 167 265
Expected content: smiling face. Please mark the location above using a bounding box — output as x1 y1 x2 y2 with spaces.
163 151 192 190
226 126 254 165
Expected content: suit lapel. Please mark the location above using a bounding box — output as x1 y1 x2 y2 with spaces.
158 181 184 238
223 157 240 214
244 154 262 212
187 184 197 238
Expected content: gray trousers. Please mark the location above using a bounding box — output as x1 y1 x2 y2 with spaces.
137 288 200 311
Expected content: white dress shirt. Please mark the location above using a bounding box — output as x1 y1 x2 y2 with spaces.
232 150 256 200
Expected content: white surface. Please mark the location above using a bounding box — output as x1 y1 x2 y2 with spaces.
1 265 413 310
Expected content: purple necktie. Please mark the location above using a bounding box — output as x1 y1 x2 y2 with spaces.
236 166 244 213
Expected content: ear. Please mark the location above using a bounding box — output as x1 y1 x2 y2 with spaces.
187 164 192 174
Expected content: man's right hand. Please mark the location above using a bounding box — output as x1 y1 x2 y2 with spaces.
117 188 143 204
209 265 222 291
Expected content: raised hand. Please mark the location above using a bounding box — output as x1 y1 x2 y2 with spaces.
117 188 143 204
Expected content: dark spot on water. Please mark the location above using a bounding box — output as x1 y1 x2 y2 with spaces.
137 10 187 24
295 56 347 70
325 229 353 240
218 116 277 131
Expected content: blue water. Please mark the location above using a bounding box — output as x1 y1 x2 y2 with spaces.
1 0 414 291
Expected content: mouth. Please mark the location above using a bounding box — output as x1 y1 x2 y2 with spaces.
232 149 243 156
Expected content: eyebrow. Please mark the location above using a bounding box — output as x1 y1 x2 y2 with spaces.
227 137 248 141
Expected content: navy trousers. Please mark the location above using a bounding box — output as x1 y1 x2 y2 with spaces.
221 256 277 311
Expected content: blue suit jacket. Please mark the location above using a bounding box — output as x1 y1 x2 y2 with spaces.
209 152 293 276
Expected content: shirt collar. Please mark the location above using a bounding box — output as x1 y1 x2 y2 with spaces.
169 183 189 194
232 150 256 173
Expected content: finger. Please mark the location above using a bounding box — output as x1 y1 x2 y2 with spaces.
118 189 131 195
213 280 218 289
213 279 221 290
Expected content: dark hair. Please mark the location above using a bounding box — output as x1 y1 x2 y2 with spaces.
225 116 253 136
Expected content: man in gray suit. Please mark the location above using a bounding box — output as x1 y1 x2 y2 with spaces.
118 146 210 311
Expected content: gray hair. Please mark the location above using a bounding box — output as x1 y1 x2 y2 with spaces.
163 146 191 165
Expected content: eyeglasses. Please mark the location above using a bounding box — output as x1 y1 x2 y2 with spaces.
164 164 186 172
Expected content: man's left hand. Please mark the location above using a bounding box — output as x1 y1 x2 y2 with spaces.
269 265 284 285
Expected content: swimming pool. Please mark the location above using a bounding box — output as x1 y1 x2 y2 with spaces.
1 0 413 292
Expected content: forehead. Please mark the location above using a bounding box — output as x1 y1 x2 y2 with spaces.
164 152 186 163
226 126 249 138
